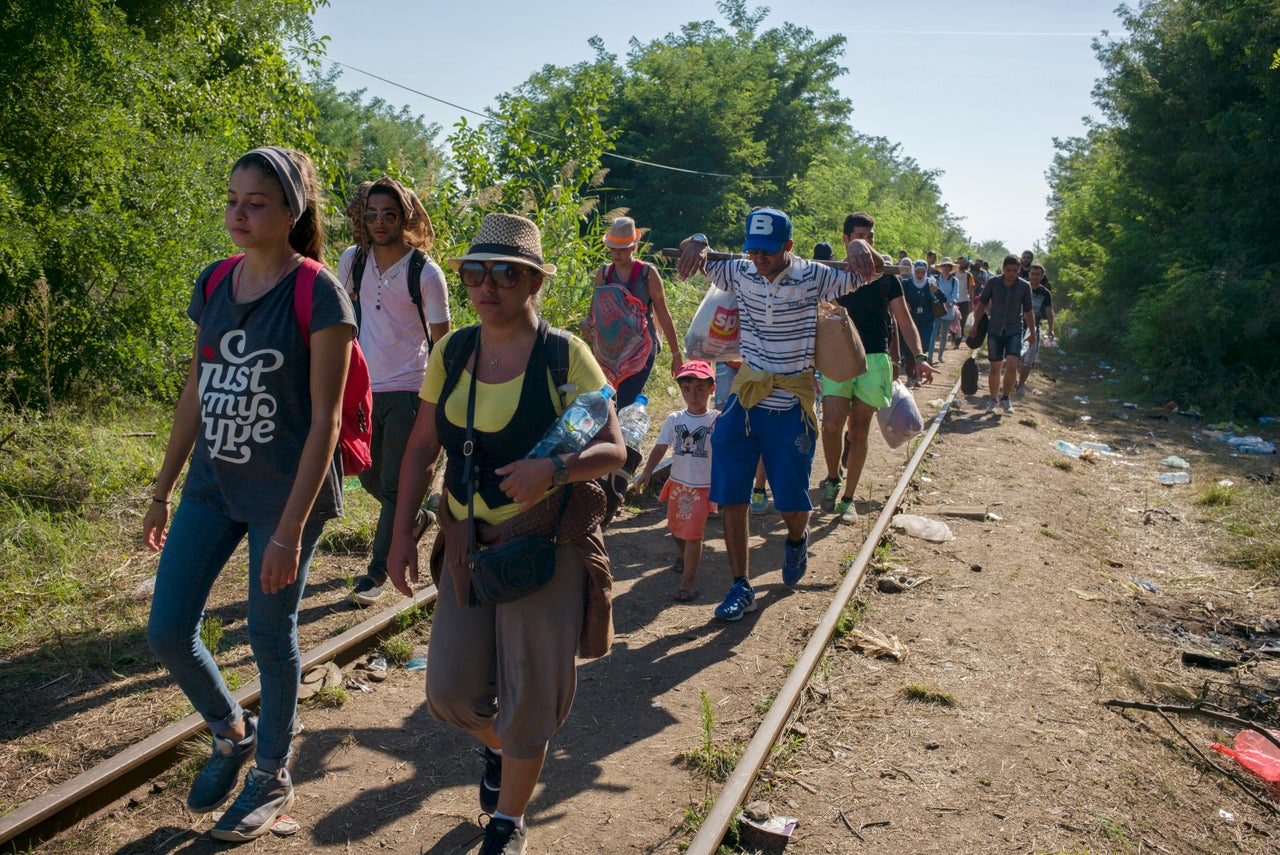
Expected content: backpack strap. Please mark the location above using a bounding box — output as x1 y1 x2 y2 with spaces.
635 262 651 307
545 325 573 411
440 325 481 406
203 254 245 301
405 248 432 345
348 248 368 332
290 258 324 348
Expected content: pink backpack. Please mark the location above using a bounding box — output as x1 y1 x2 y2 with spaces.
204 255 373 475
585 262 654 387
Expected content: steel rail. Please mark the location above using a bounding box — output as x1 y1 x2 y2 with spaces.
0 583 439 851
686 377 962 854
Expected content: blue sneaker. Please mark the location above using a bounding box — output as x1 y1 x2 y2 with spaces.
782 532 808 585
749 488 769 515
714 578 757 622
186 716 256 813
210 767 295 841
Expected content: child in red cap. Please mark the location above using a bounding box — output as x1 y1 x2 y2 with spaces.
635 360 718 602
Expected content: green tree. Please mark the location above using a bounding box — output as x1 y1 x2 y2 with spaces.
511 2 850 249
426 69 619 330
0 0 324 407
1046 0 1280 414
307 68 446 211
787 130 967 259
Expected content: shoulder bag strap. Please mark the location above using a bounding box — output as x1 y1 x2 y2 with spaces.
463 338 482 606
407 248 431 343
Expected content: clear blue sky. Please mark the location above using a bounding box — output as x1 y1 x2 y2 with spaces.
309 0 1124 253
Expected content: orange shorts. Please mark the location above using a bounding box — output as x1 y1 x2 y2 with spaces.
660 480 715 540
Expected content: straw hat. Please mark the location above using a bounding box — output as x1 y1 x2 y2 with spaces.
448 213 556 275
937 257 958 268
603 216 641 249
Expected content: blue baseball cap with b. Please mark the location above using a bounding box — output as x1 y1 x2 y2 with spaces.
742 208 792 253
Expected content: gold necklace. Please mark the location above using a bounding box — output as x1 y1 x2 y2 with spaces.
234 253 298 303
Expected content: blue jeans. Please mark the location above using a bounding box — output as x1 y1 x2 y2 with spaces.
714 361 738 409
147 499 324 773
358 390 421 581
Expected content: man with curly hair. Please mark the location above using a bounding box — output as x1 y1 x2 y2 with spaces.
339 178 451 606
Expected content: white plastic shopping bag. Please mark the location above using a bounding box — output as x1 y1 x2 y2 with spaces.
876 380 925 449
684 284 741 362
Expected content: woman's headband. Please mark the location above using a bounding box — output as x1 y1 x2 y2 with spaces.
249 146 307 221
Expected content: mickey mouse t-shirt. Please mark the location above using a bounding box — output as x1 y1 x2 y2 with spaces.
656 408 719 489
181 260 357 523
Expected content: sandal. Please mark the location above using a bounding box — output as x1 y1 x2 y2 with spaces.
673 587 700 603
668 560 685 574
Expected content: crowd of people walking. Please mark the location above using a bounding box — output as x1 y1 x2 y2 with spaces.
142 149 1053 852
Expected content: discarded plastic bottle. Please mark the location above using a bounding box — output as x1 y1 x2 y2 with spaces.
1159 472 1191 485
526 385 615 459
1053 440 1083 458
1161 455 1190 469
617 394 651 451
1080 441 1114 454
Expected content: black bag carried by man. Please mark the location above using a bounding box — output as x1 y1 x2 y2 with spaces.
961 355 980 396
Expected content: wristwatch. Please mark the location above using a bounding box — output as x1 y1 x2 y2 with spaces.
689 233 708 245
551 455 570 487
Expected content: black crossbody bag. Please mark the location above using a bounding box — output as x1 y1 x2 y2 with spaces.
462 338 570 606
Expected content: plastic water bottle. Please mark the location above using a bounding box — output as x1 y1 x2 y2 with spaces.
1159 472 1191 485
617 395 651 451
526 385 615 459
1053 440 1083 458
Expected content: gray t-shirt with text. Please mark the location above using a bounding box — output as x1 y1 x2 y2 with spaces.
182 261 357 524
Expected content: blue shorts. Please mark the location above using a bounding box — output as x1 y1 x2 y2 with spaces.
987 330 1022 362
710 395 816 512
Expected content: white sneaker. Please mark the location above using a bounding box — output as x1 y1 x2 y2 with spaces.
984 397 998 413
1000 397 1014 414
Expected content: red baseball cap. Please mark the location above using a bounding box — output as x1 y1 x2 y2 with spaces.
675 360 715 381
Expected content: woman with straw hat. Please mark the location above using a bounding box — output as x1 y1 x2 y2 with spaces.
582 216 684 408
387 213 626 855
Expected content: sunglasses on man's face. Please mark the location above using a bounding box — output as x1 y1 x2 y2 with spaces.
363 209 400 224
744 247 780 259
459 261 527 289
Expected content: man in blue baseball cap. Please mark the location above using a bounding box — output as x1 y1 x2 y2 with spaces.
676 208 877 623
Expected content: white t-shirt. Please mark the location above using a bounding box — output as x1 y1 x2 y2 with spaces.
338 246 450 393
656 408 719 488
704 257 860 410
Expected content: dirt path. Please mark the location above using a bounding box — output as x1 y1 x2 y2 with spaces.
27 349 1280 854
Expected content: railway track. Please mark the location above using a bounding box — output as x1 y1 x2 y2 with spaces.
2 377 960 854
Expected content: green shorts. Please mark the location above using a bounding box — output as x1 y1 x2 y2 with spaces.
820 352 893 410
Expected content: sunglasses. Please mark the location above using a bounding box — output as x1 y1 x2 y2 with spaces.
459 261 527 289
363 210 400 224
744 247 780 259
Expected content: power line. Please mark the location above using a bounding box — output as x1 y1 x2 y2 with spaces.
309 51 786 181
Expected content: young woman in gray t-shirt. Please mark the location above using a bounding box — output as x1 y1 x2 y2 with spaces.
142 146 357 841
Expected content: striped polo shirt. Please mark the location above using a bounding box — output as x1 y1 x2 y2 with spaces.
706 257 862 410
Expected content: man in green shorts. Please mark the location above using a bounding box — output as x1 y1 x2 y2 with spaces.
820 212 935 524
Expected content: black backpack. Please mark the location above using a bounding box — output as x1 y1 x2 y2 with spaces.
349 248 433 344
440 325 638 529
